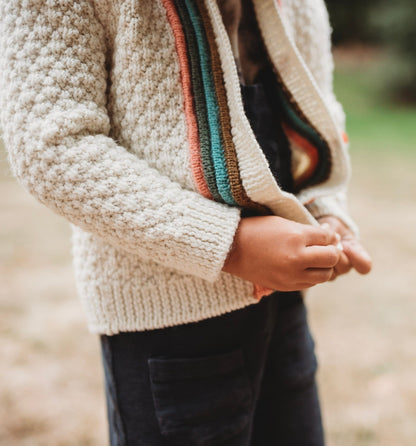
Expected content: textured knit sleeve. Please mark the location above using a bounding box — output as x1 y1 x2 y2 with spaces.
284 0 359 236
0 0 241 282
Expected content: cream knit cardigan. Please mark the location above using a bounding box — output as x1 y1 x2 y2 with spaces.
0 0 356 334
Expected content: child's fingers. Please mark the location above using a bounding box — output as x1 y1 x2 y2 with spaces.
304 224 339 247
304 267 334 284
334 252 352 276
342 240 372 274
303 245 341 268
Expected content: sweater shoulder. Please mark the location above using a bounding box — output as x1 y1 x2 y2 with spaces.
281 0 333 89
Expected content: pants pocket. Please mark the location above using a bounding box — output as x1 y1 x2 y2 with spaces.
148 347 253 445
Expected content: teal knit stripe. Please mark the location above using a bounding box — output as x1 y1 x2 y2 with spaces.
175 1 222 202
184 0 237 205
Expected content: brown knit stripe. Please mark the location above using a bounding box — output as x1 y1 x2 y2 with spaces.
196 0 269 214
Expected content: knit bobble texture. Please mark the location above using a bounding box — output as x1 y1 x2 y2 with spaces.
0 0 356 333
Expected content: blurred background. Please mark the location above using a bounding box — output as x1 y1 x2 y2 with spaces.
1 1 415 445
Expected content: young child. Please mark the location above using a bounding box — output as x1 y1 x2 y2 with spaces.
0 0 371 444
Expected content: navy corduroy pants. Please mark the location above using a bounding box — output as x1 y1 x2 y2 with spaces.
100 291 325 446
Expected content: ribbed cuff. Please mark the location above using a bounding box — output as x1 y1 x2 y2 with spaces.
169 195 242 282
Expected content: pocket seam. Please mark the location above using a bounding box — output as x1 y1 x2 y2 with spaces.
148 347 253 444
148 347 246 382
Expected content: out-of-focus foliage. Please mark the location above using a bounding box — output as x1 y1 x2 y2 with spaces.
372 0 416 102
325 0 416 103
325 0 376 45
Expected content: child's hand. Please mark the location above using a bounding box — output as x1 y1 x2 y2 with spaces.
222 216 341 291
317 216 372 280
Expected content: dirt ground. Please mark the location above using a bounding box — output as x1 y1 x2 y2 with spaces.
1 146 415 445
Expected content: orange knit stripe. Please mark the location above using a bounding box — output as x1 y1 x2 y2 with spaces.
282 122 320 188
161 0 213 199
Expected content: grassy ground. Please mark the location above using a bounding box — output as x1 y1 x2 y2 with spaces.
1 48 415 445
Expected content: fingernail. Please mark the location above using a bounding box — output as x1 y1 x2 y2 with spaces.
321 223 330 231
336 241 344 252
